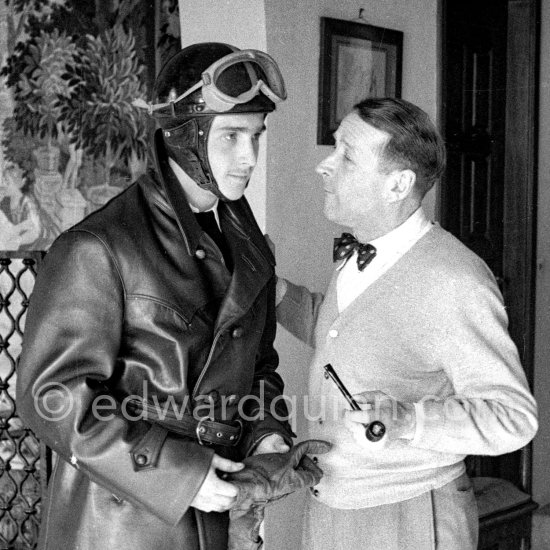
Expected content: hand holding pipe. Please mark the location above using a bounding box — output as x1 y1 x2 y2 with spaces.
323 363 386 442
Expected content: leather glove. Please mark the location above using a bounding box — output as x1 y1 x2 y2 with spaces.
224 439 331 550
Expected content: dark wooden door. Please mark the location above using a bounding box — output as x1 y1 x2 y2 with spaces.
441 0 507 279
441 0 539 491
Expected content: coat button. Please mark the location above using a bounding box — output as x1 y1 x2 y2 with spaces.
231 326 244 339
328 329 338 338
135 454 148 466
195 248 206 259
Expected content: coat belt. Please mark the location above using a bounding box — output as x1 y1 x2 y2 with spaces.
126 398 243 447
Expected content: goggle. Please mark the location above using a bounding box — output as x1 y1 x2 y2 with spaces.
134 49 286 115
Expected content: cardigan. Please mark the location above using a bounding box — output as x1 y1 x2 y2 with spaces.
277 224 538 508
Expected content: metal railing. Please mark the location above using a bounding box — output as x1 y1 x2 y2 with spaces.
0 253 48 550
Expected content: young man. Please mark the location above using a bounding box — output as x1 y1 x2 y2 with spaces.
276 98 538 549
16 43 300 550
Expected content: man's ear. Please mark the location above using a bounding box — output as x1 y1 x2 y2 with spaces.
386 169 416 203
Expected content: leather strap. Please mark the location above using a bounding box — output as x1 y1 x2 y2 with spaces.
131 423 168 471
126 399 243 447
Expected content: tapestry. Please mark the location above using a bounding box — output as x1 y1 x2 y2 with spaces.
0 0 181 252
0 4 180 545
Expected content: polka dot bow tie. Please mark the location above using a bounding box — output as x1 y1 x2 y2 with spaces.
333 232 377 271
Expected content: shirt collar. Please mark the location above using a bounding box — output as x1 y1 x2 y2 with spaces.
369 207 431 254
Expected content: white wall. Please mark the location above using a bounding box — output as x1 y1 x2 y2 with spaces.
263 1 439 548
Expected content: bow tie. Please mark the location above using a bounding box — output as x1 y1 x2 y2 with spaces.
333 232 377 271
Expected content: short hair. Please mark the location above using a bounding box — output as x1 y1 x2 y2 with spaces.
353 98 446 197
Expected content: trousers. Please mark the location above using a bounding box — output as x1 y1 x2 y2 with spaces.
302 472 478 549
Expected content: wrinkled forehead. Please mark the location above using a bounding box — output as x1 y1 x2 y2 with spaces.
336 112 390 155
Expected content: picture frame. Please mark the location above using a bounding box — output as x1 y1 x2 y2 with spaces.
318 17 403 145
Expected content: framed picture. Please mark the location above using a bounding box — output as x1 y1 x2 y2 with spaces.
318 17 403 145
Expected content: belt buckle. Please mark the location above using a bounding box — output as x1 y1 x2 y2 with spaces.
196 416 211 446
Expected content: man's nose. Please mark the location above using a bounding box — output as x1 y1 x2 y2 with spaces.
316 155 333 177
238 138 258 167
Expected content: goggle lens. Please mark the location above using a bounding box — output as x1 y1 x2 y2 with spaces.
135 49 286 115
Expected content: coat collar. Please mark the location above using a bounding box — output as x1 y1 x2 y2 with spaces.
148 129 275 264
146 129 276 329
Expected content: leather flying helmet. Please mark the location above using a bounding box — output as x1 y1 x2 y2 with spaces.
135 42 286 199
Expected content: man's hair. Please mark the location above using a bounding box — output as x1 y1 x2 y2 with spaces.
353 98 446 198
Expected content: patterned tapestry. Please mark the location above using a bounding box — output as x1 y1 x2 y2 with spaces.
0 3 180 545
0 0 181 252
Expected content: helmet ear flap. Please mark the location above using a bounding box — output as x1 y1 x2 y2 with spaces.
162 118 209 186
161 117 226 200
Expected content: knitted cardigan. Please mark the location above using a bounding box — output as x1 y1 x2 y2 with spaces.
277 224 538 508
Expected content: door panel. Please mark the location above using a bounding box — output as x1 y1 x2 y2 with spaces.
442 0 507 280
441 0 538 490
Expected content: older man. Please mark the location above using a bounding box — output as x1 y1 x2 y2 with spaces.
276 98 538 549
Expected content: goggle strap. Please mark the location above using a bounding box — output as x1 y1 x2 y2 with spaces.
132 80 203 115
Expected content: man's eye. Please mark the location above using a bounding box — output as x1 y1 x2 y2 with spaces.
224 133 237 141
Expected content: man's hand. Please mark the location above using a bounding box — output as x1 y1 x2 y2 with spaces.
225 440 331 550
343 390 416 446
191 454 244 513
252 433 290 455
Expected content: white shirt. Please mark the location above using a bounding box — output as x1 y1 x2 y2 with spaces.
336 208 433 312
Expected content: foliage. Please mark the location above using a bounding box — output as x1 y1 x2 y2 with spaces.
1 0 160 195
59 25 148 185
9 29 80 144
1 117 41 187
157 0 180 65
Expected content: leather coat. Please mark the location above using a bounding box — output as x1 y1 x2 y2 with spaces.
16 132 293 550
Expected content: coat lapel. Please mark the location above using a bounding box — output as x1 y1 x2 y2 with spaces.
149 132 273 331
214 198 274 332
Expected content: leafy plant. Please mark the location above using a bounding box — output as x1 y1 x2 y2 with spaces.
8 29 80 147
59 25 148 186
1 117 41 186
